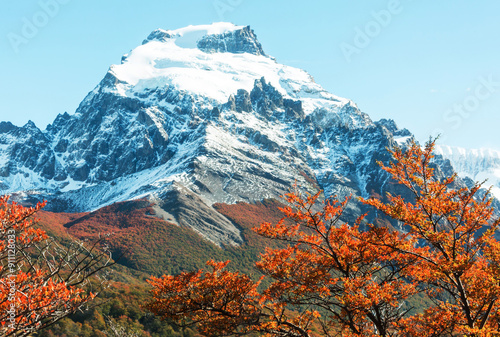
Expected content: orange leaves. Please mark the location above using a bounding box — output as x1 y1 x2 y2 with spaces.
0 195 112 336
147 139 500 336
146 260 263 336
0 196 47 246
363 139 500 335
148 187 417 336
256 219 302 241
0 270 86 331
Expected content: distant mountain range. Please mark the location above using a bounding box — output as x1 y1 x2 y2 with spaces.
0 23 497 246
435 145 500 199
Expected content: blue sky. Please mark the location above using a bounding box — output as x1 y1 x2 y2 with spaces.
1 0 499 150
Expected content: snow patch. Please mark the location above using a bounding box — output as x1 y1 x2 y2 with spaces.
394 136 411 146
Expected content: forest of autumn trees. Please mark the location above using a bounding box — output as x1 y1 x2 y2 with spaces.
0 196 114 336
146 140 500 337
1 140 500 336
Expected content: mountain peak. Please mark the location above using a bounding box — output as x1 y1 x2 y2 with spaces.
109 23 347 109
142 23 266 56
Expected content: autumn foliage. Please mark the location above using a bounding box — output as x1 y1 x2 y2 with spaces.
146 140 500 337
363 140 500 336
0 197 113 336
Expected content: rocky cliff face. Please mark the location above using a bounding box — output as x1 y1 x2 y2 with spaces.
0 23 483 246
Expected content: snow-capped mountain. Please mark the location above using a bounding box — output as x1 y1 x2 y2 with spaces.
435 145 500 200
0 23 462 246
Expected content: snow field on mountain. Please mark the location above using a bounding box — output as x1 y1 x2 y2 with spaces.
109 24 349 118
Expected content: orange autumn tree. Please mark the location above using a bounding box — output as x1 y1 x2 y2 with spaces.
0 197 114 336
147 192 419 336
146 139 500 336
363 139 500 336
